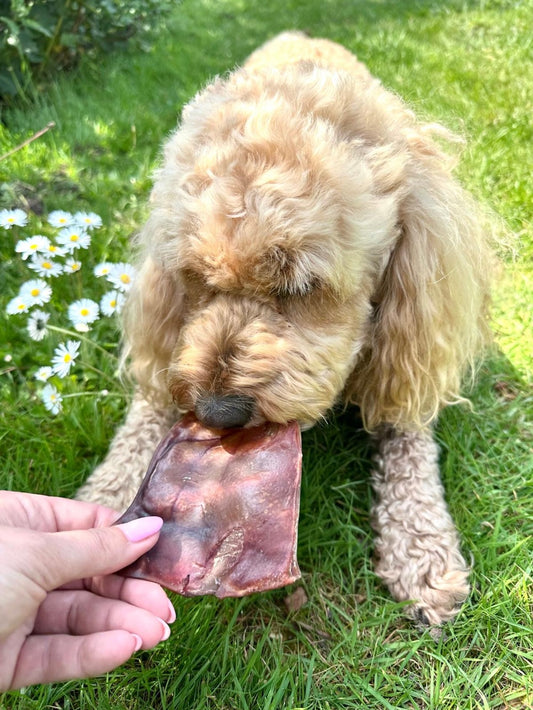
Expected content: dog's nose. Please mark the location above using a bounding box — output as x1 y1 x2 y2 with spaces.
195 393 255 429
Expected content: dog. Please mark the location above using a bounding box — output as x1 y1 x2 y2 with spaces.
77 32 494 625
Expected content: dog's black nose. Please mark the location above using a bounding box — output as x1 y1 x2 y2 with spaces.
195 393 255 429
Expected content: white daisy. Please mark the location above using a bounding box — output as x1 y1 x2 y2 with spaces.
56 227 91 252
34 366 53 382
28 255 63 278
63 257 82 274
41 384 63 415
73 211 102 230
6 296 30 315
48 210 74 229
40 239 67 258
106 262 136 292
27 310 50 341
0 208 28 229
93 262 114 278
100 290 125 317
51 340 80 378
68 298 100 330
15 235 49 260
19 279 52 306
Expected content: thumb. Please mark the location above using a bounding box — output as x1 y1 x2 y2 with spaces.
35 516 163 592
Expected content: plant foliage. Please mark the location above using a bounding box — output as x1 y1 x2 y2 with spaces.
0 0 175 103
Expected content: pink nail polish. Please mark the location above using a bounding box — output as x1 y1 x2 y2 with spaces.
131 633 143 652
167 599 176 624
158 618 171 641
118 516 163 542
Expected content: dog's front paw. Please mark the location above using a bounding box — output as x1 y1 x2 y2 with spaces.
375 539 470 626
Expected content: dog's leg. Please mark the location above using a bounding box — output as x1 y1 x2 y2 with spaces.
76 392 176 512
371 427 470 625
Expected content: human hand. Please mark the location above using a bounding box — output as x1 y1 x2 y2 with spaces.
0 491 176 691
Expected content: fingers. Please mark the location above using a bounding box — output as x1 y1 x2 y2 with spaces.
34 517 164 592
0 491 120 531
6 630 142 690
84 574 175 622
33 590 171 649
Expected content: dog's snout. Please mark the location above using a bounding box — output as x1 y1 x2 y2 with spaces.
195 393 255 429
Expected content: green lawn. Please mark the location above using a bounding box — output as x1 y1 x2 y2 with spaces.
1 0 532 708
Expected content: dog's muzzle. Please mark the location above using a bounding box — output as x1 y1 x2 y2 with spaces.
195 393 255 429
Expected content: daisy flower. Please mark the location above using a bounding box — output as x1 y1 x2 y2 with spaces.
34 366 53 382
56 227 91 252
100 290 125 317
28 255 63 278
64 257 82 274
48 210 74 229
106 262 136 292
41 384 63 415
6 295 30 315
15 235 49 260
19 279 52 306
0 208 28 229
94 262 114 278
73 211 102 230
40 239 67 258
51 340 80 378
68 298 100 330
27 310 50 341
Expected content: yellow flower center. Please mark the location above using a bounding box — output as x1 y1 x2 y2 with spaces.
80 308 89 316
43 261 52 270
63 354 72 363
51 394 56 401
110 300 117 307
49 245 58 252
31 288 39 296
120 274 130 284
17 303 26 310
70 234 79 242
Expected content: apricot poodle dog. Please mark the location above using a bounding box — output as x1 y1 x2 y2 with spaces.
78 32 493 625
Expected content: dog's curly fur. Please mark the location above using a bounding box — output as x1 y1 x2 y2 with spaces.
77 32 494 625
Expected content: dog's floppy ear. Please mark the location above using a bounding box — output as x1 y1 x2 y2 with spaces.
121 251 184 402
346 132 492 430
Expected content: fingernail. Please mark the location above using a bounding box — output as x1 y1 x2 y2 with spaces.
131 633 143 652
167 599 176 624
158 618 171 642
118 516 163 542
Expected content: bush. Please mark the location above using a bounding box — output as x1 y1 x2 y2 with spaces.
0 0 175 103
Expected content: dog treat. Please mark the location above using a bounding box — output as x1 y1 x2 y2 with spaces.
115 414 302 597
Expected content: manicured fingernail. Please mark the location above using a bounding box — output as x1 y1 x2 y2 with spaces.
118 516 163 542
167 599 176 624
131 633 143 652
158 618 171 641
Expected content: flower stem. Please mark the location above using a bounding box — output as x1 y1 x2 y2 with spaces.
47 325 118 361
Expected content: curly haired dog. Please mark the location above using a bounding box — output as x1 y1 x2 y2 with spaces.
78 32 493 625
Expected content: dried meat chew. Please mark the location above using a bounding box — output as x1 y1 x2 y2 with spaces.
115 414 302 597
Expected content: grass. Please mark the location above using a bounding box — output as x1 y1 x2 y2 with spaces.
1 0 532 707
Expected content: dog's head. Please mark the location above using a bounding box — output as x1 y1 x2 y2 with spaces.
124 63 491 431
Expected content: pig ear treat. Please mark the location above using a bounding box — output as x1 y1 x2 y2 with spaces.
115 414 302 597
